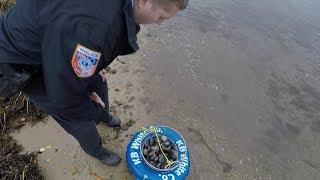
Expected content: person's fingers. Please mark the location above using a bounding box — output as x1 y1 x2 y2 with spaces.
101 69 107 74
90 92 99 100
97 98 106 108
99 69 107 82
90 94 95 101
90 92 105 108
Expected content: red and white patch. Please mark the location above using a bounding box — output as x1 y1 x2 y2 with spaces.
71 44 101 78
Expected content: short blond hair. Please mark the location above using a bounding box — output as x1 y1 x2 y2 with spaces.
155 0 189 10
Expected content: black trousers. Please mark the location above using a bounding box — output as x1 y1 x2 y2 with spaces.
23 73 110 158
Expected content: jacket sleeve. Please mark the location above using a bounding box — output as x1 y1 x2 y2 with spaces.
40 16 113 121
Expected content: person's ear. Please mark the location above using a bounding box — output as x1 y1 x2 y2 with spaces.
138 0 147 7
139 0 153 8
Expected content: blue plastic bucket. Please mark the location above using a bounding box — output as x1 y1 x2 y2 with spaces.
126 125 190 180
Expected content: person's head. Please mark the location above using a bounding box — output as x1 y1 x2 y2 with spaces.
133 0 189 25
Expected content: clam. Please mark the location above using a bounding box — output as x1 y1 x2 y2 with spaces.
161 135 168 142
162 147 171 153
149 153 157 160
151 146 159 152
170 150 178 161
154 156 159 162
143 134 179 170
156 162 162 169
143 149 148 156
149 137 155 145
158 154 165 164
144 140 149 147
150 161 156 167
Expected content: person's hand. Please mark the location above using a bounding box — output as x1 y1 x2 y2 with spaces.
98 69 108 82
90 92 105 108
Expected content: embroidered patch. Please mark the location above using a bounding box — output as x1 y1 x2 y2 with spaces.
71 44 101 78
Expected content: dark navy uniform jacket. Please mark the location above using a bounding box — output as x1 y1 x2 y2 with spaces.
0 0 140 121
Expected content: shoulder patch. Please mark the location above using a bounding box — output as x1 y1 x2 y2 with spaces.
71 44 101 78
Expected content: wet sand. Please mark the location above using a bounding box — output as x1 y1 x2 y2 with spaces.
138 0 320 179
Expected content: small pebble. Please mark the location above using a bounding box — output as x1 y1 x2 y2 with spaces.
125 120 134 127
32 159 37 164
70 167 78 176
110 69 117 74
128 96 135 102
46 158 51 162
115 88 121 92
110 106 116 113
46 145 52 149
114 133 119 139
20 118 26 122
129 118 136 123
126 83 133 88
39 148 46 152
113 100 123 106
121 126 128 131
123 104 132 109
118 129 124 133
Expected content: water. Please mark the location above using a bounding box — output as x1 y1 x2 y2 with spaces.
139 0 320 179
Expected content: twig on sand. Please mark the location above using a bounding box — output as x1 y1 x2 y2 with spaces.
116 57 126 64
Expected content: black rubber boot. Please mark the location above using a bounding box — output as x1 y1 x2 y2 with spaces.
105 114 121 127
95 148 122 166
